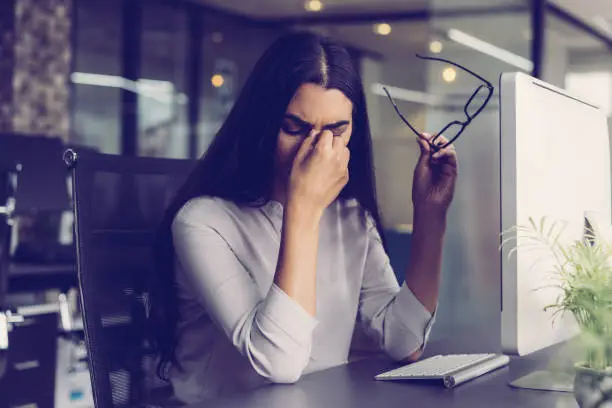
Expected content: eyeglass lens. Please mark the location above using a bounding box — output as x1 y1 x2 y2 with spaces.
434 123 464 148
466 85 492 118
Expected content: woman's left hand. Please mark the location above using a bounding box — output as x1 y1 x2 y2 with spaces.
412 133 458 214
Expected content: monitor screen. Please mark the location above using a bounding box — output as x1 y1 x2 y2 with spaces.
0 134 70 213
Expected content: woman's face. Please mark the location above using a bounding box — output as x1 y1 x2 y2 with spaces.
275 83 353 180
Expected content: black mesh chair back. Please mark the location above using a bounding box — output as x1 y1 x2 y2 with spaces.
65 149 197 408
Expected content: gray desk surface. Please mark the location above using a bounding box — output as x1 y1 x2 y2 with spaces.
9 262 75 276
185 337 579 408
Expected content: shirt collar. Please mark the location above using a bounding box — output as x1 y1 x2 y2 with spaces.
262 199 284 218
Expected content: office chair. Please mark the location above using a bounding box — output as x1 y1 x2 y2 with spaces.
65 149 196 407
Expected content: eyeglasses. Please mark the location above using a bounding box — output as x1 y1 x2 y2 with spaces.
383 54 494 152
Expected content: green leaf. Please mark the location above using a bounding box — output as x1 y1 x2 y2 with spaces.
503 215 612 367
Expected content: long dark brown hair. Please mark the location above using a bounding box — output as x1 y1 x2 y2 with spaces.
149 31 388 380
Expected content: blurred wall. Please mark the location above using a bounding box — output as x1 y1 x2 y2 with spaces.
416 6 532 350
0 0 73 140
542 29 569 88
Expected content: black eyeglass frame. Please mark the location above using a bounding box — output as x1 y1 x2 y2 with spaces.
383 54 495 151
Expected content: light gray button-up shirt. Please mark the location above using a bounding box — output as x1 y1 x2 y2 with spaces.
170 196 435 403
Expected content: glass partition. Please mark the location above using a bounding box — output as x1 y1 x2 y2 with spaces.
72 0 123 154
426 3 532 345
198 13 284 156
138 3 189 158
546 13 612 116
287 5 532 348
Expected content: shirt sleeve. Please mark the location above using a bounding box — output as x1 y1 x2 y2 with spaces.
172 213 319 383
356 214 437 361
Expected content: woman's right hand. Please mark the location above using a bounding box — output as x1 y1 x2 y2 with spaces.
287 129 350 216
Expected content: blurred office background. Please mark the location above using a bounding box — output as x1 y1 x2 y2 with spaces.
0 0 611 407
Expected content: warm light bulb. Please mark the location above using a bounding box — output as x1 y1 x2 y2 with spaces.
442 67 457 83
374 23 392 36
304 0 323 12
211 74 224 88
429 40 443 54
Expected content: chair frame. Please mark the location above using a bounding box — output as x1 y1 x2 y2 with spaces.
65 148 196 407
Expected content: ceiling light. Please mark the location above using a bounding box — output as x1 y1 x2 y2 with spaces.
442 67 457 83
374 23 392 36
447 28 533 72
429 40 443 54
304 0 323 12
211 74 224 88
71 73 185 104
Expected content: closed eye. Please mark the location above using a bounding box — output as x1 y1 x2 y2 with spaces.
281 114 350 137
327 124 348 137
281 114 311 136
281 122 310 136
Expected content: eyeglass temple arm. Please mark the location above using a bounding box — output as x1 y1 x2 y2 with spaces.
382 87 422 137
415 54 494 87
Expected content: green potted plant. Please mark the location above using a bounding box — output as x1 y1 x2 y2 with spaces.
503 216 612 408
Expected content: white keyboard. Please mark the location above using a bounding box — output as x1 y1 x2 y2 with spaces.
375 353 510 388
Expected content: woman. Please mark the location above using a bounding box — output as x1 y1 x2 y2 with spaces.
149 31 457 404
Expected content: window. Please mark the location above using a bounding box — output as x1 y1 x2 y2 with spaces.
72 0 122 154
546 14 612 116
198 12 283 156
138 3 189 158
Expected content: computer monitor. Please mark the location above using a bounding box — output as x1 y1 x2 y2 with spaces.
499 72 611 357
0 134 70 214
0 134 74 263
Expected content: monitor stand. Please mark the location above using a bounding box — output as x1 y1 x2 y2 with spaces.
0 309 24 382
0 311 7 381
0 352 5 381
509 370 574 393
507 341 578 393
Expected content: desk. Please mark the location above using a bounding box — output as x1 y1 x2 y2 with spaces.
186 339 579 408
8 262 76 293
0 311 58 408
